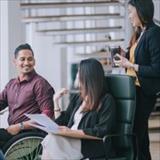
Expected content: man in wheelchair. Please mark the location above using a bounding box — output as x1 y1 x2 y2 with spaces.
0 43 55 150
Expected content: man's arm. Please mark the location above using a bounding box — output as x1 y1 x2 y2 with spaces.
6 121 32 135
6 78 55 135
34 79 55 118
0 87 8 111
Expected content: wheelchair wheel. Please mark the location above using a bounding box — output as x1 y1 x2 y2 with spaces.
3 131 46 160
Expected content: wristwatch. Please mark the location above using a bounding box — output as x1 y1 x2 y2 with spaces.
19 122 24 130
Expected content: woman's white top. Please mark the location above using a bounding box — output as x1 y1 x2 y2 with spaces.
71 104 84 130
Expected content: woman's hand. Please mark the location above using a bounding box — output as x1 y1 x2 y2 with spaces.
113 54 134 69
57 126 86 138
58 126 71 134
53 88 68 102
57 126 99 139
120 48 126 57
54 88 68 118
59 126 70 131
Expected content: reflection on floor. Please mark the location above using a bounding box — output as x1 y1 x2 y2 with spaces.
149 110 160 160
150 142 160 160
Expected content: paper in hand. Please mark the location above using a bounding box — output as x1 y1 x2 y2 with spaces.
25 113 59 134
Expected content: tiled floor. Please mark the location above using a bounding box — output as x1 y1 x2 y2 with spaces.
149 110 160 160
150 142 160 160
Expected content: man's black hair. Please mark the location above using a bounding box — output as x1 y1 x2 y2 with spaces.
14 43 34 58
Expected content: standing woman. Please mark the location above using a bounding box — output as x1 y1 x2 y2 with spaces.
114 0 160 159
41 58 116 160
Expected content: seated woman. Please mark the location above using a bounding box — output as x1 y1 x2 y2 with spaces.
41 58 116 160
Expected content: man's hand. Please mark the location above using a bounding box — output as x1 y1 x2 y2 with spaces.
6 124 21 135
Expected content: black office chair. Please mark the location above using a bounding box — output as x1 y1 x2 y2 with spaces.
84 74 136 160
105 74 136 160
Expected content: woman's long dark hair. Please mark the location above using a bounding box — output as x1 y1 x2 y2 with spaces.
79 58 107 111
127 0 154 57
128 0 154 27
127 28 141 58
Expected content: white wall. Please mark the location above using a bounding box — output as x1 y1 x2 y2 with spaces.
0 0 67 127
153 0 160 21
0 0 10 91
0 0 25 127
0 0 66 91
25 23 67 91
0 0 25 91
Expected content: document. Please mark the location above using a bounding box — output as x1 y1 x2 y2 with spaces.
25 113 101 140
25 113 59 134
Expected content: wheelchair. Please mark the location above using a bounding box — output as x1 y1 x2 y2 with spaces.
2 130 46 160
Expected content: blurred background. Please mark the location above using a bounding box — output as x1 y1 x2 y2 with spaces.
0 0 160 159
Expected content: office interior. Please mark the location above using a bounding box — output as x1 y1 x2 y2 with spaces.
0 0 160 159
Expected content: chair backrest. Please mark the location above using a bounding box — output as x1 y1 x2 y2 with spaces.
106 74 136 158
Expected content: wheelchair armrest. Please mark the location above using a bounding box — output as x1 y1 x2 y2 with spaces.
0 108 8 115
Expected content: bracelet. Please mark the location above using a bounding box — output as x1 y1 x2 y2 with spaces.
54 109 61 112
19 122 24 130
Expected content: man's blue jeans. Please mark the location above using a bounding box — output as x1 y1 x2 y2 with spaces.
0 149 4 160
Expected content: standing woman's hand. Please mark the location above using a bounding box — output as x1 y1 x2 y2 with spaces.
113 54 134 69
120 48 126 57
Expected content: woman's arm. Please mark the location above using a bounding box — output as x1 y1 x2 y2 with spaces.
53 88 68 119
56 94 116 139
138 26 160 77
57 126 101 140
55 93 80 126
113 53 139 71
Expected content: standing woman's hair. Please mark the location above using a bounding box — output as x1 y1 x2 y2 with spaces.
79 58 106 111
127 0 154 55
127 27 141 57
128 0 154 26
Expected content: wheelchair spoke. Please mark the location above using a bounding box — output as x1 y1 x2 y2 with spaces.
4 135 43 160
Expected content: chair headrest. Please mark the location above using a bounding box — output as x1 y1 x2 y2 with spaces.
105 75 136 99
